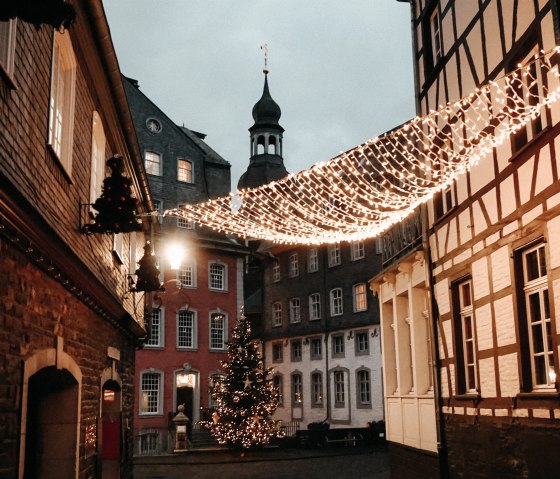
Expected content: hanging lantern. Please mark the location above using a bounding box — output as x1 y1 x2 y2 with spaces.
131 241 164 292
85 155 143 234
0 0 76 30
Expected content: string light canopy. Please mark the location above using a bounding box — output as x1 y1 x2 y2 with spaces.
167 48 560 245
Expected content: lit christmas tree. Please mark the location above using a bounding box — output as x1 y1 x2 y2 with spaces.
203 309 284 450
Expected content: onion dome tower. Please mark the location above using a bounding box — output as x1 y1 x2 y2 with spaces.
237 61 289 190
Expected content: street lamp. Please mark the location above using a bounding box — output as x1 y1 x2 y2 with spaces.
166 242 185 271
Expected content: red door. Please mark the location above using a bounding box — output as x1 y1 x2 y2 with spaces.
102 418 120 460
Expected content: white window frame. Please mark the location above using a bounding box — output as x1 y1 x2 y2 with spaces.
177 217 194 229
522 244 555 389
350 241 365 261
209 311 227 351
273 375 283 405
332 335 344 356
357 369 371 405
177 309 197 350
330 288 343 316
289 297 301 323
334 370 345 406
430 6 442 63
139 370 163 415
328 244 341 267
292 373 303 405
178 158 193 183
291 340 302 362
48 30 76 175
289 253 299 278
272 301 282 327
178 260 196 288
310 338 322 359
145 151 162 176
208 262 227 291
0 19 17 82
153 199 163 224
89 111 106 205
145 307 164 348
272 342 283 362
355 331 369 355
458 279 478 393
308 248 319 272
113 233 124 264
272 262 281 282
311 372 323 405
353 283 368 312
309 293 321 320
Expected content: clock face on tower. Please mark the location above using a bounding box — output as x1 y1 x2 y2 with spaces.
146 118 162 133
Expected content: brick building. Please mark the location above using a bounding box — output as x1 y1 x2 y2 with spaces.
0 1 153 478
123 77 247 454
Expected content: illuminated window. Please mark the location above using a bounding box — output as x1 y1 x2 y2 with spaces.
177 217 194 229
353 283 368 312
292 373 303 405
145 151 161 176
48 30 76 174
311 372 323 406
273 375 283 405
178 159 193 183
89 112 106 205
334 370 345 406
209 312 227 350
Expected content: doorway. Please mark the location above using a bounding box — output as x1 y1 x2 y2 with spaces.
175 371 195 421
24 366 79 479
101 380 121 479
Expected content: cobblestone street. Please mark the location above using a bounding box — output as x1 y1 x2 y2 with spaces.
134 446 390 479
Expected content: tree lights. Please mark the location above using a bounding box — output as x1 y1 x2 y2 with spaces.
202 310 284 449
167 48 560 245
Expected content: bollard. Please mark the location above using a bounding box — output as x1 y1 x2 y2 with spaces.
172 405 191 452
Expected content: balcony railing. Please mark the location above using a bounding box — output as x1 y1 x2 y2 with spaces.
380 210 422 267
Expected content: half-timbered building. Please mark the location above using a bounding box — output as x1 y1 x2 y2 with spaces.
407 0 560 476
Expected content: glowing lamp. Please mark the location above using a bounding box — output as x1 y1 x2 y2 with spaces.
166 242 185 270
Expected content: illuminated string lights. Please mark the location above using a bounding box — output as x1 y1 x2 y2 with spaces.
167 48 560 245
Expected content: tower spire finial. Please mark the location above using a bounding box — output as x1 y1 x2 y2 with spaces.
260 44 269 75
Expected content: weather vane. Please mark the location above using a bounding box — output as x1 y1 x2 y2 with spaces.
261 44 269 74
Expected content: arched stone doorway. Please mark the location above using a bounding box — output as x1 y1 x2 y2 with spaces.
24 367 79 479
19 346 82 479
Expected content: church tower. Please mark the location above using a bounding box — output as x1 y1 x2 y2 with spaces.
237 67 288 190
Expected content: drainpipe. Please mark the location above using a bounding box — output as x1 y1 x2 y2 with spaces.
322 247 331 423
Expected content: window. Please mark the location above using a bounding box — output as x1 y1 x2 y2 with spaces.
209 312 227 350
140 371 162 415
145 308 163 347
353 283 368 312
430 6 442 65
113 233 124 264
453 279 478 393
178 260 196 288
311 372 323 406
328 244 341 267
177 217 194 229
272 342 283 362
145 151 162 176
433 127 455 219
355 332 369 355
177 310 196 349
289 298 301 323
178 159 193 183
310 338 322 360
519 243 555 389
272 262 280 282
291 340 302 362
209 262 227 291
153 199 163 224
334 371 345 406
511 44 546 151
332 335 344 357
292 373 303 405
48 30 76 174
289 253 299 277
351 241 365 261
89 112 106 205
309 293 321 320
308 248 319 272
0 19 16 82
357 370 371 405
273 375 283 405
272 302 282 327
330 288 343 316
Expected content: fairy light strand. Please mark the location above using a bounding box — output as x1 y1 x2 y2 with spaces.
166 48 560 245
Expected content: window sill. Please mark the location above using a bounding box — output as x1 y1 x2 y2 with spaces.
143 345 164 350
517 390 559 400
355 351 370 357
209 349 228 353
177 347 198 352
453 393 481 402
208 288 228 293
139 413 163 418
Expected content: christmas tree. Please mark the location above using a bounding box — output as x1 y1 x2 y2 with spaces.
203 309 284 449
87 155 142 234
